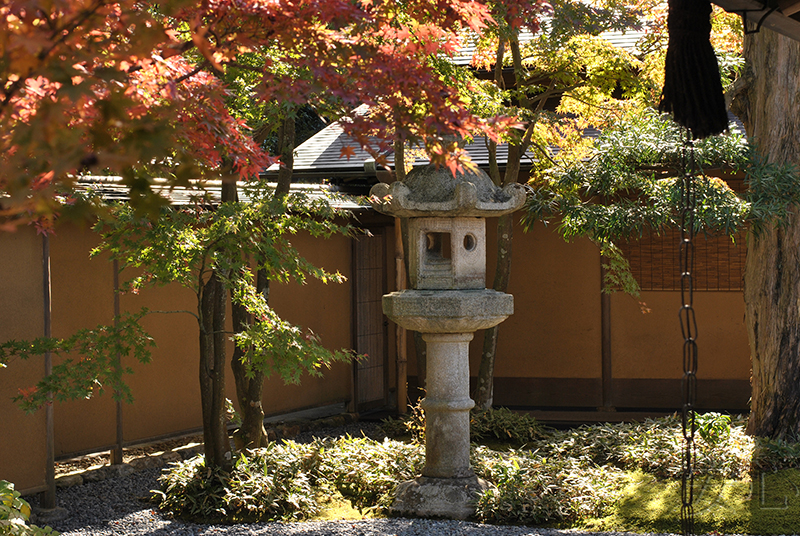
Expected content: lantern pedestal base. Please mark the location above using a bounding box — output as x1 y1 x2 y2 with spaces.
389 475 490 520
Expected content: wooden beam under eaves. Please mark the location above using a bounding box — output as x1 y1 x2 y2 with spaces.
712 0 800 42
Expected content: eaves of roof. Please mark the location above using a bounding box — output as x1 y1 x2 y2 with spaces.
263 120 602 180
73 176 367 210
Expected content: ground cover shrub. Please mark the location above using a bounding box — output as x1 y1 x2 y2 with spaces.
154 441 321 522
532 414 753 480
381 405 543 446
154 412 800 531
0 481 57 536
472 447 626 525
316 437 424 511
752 436 800 471
470 408 544 445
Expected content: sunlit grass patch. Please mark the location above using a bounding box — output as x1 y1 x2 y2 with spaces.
581 469 800 535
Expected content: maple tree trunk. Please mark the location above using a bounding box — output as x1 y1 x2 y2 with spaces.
220 180 269 450
731 28 800 439
199 269 232 471
228 112 295 448
475 142 522 410
231 272 269 449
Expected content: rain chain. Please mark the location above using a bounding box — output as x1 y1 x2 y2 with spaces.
679 131 699 536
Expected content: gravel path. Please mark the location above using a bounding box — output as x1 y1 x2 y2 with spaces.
33 422 677 536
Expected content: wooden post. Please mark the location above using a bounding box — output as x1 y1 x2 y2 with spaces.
395 218 408 414
111 259 124 465
42 235 56 509
600 261 614 411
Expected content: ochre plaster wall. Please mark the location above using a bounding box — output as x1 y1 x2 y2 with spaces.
0 222 356 487
49 224 116 456
265 230 354 414
400 215 750 409
484 218 603 379
610 291 749 380
0 229 48 494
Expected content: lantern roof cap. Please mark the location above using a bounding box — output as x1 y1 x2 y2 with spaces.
369 164 525 217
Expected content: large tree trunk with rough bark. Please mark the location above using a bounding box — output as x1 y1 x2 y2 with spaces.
731 27 800 439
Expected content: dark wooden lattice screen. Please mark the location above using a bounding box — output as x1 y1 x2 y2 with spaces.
617 228 746 291
353 229 388 411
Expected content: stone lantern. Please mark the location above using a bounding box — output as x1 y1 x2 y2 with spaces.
369 164 525 519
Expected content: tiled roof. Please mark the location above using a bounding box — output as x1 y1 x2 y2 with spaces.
74 176 366 209
272 122 600 179
267 28 643 180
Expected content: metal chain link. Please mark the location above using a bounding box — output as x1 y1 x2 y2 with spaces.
679 131 698 536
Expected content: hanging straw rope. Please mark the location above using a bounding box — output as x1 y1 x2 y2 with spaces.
659 0 729 140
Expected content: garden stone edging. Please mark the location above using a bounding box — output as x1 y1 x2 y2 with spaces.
53 412 360 489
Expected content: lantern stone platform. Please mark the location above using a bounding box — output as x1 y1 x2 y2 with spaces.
370 164 524 519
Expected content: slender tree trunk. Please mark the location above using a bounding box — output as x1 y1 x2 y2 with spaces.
393 138 409 412
474 36 526 411
731 27 800 439
393 139 427 397
220 180 270 450
231 272 269 449
228 112 295 448
475 144 521 410
199 269 232 471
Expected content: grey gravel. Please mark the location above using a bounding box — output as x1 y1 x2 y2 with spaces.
32 421 682 536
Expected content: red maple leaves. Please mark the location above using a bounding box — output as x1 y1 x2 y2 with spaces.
1 0 549 224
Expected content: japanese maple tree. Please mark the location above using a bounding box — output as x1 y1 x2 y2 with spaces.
2 0 557 474
1 0 530 227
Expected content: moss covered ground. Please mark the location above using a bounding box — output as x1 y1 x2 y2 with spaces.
579 469 800 534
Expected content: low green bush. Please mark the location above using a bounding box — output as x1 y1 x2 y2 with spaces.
532 414 753 480
752 436 800 471
317 437 424 511
473 447 626 525
0 481 57 536
381 405 543 446
154 413 800 530
154 441 322 522
470 407 544 445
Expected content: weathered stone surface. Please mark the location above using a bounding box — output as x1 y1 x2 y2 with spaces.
176 444 204 459
279 424 302 438
370 165 525 218
55 474 83 488
390 476 490 520
81 467 109 483
160 451 181 464
31 506 69 524
408 217 486 290
420 333 474 479
107 463 136 478
129 456 164 470
382 289 513 333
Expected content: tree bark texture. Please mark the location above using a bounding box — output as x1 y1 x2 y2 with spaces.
231 271 269 449
276 112 295 197
735 28 800 439
473 34 529 410
199 270 232 471
475 143 521 410
227 112 295 448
